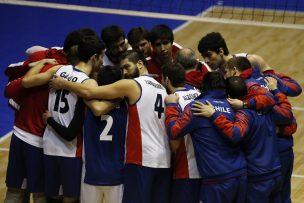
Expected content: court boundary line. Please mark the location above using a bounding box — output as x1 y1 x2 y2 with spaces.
0 131 12 143
1 0 304 30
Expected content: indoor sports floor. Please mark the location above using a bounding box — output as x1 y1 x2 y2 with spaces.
0 1 303 201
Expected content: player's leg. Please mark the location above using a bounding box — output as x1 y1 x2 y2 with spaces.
80 182 104 203
171 179 201 203
103 184 123 203
60 157 82 203
122 164 153 203
152 168 171 203
44 155 62 201
5 134 31 203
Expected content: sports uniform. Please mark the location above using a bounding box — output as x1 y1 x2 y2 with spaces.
81 101 128 203
43 65 88 197
122 75 171 203
171 88 201 203
166 90 247 203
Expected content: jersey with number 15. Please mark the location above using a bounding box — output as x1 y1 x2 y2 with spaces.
43 65 88 158
126 75 171 168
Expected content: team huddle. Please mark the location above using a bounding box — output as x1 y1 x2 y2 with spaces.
4 24 302 203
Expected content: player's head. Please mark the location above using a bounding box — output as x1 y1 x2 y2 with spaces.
64 28 100 66
97 65 123 86
223 57 252 79
201 71 226 92
225 76 248 99
127 27 152 57
161 61 185 92
120 50 147 79
78 35 105 72
175 48 198 71
150 24 174 63
197 32 229 70
101 25 128 63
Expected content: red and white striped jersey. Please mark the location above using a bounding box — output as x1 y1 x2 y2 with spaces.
125 75 171 168
174 89 201 179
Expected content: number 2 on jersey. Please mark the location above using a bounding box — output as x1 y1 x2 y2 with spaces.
99 115 113 141
154 94 164 119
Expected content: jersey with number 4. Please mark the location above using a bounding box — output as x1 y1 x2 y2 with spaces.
83 101 128 185
126 75 171 168
43 65 88 158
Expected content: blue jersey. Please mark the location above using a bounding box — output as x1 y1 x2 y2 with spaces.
83 101 128 186
165 90 246 182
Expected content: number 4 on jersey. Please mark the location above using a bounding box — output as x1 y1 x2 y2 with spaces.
154 94 164 119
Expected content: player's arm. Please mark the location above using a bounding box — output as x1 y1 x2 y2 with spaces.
244 82 276 112
82 79 117 116
265 76 293 124
191 101 247 143
50 76 138 101
266 72 302 97
22 59 60 88
165 94 194 140
43 99 85 141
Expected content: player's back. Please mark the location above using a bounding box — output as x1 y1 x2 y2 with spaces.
83 101 128 185
187 90 246 181
174 88 201 179
43 65 89 158
126 75 170 168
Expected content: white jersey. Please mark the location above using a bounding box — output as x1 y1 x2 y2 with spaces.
174 89 201 179
125 75 170 168
43 65 88 157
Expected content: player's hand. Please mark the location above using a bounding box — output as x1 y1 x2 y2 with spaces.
265 76 278 91
227 98 243 109
42 110 52 124
165 93 179 104
49 75 64 91
191 100 215 117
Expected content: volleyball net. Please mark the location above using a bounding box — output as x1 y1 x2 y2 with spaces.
2 0 304 28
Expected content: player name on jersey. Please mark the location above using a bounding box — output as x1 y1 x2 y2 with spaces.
144 79 165 89
182 93 199 101
59 71 78 82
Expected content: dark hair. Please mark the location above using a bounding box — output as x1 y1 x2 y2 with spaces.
201 71 226 92
101 25 125 47
162 62 185 87
78 35 104 63
63 31 83 53
175 48 197 70
79 27 98 37
149 24 174 45
198 32 229 57
225 76 248 98
97 65 123 86
127 27 150 45
121 50 148 67
225 57 252 72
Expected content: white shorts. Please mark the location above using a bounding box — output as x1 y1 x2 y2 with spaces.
80 182 123 203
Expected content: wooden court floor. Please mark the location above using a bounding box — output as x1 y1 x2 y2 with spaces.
0 21 303 202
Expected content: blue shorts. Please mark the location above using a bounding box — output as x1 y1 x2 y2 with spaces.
44 154 82 197
122 164 171 203
200 175 247 203
6 134 45 193
247 175 282 203
171 178 201 203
